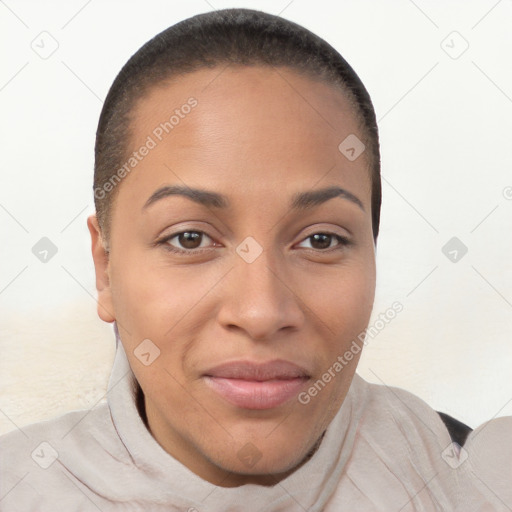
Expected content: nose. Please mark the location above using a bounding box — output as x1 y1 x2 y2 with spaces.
216 244 305 341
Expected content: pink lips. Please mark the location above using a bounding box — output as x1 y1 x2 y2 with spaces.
203 360 310 410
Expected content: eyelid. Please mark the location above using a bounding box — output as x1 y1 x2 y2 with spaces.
300 222 352 238
156 221 220 243
294 232 352 251
295 224 352 245
157 230 218 254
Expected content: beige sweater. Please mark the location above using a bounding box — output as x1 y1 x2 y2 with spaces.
1 328 510 511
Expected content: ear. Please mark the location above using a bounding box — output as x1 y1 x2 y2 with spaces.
87 214 115 323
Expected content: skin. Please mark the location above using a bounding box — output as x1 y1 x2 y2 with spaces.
88 65 376 487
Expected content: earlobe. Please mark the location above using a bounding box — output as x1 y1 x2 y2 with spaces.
87 214 116 323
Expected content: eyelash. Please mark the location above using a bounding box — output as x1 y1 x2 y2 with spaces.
156 230 352 256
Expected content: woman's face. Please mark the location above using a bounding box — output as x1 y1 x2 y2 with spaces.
88 66 376 486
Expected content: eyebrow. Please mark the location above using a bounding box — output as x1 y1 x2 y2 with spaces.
142 184 365 212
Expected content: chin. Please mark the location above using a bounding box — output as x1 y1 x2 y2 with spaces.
206 433 315 479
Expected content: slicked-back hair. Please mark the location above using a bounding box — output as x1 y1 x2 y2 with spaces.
94 8 381 245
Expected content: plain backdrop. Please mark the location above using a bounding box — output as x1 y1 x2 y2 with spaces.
1 0 512 435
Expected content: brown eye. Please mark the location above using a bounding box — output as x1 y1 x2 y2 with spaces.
161 230 215 254
310 233 332 250
297 233 351 251
177 231 203 249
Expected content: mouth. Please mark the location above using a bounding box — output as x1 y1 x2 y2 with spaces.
202 360 311 410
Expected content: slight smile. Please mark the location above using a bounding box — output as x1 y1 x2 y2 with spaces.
203 360 311 410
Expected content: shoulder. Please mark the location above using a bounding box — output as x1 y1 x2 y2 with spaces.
0 404 114 510
0 403 111 460
344 375 512 510
463 415 512 507
350 373 453 444
325 376 460 509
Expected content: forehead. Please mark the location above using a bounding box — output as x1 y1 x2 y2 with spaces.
118 65 370 213
132 65 362 147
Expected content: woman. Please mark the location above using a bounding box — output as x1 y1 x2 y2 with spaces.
1 8 510 511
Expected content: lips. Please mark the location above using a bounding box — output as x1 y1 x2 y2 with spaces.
204 360 310 380
202 360 310 410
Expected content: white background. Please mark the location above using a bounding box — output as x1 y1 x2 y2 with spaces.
1 0 511 434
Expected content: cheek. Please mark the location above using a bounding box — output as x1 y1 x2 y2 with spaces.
109 253 220 366
109 248 182 320
297 266 374 426
310 259 375 337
